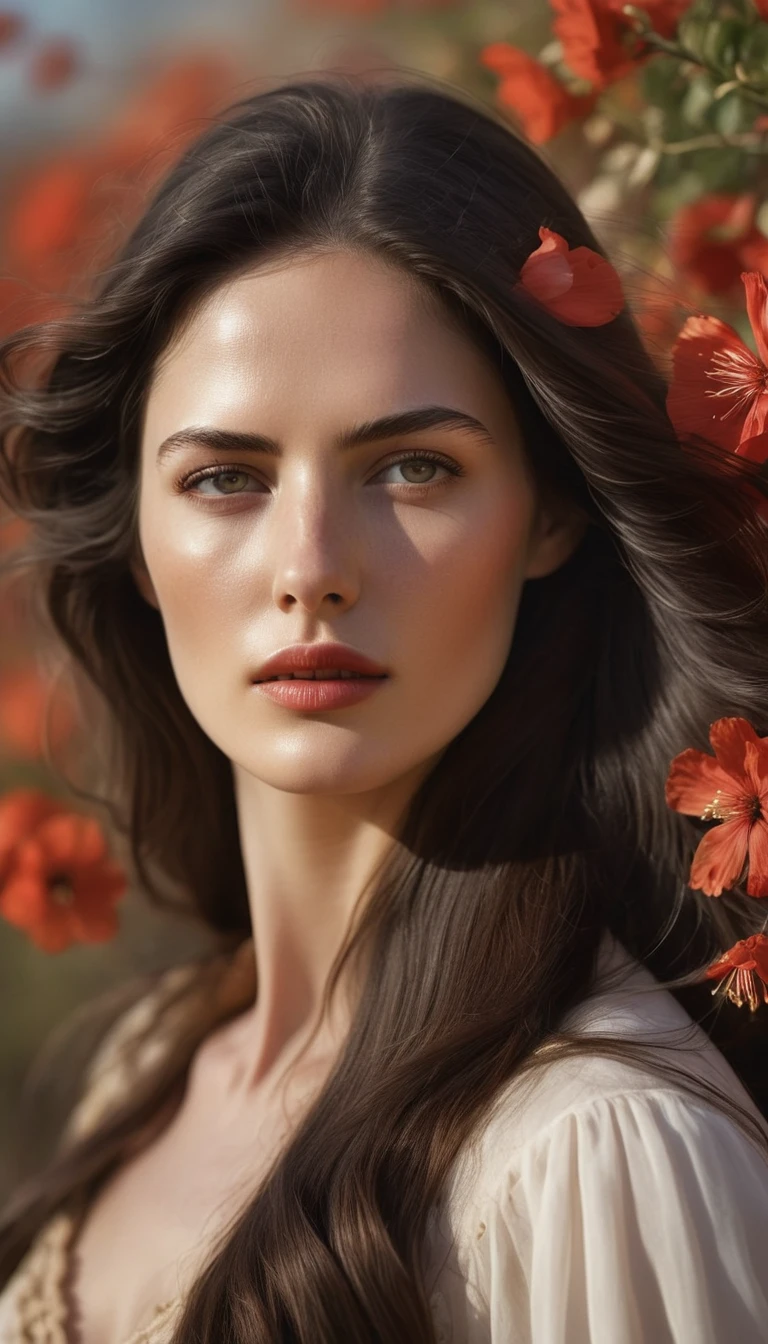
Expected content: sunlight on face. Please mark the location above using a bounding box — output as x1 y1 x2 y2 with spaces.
135 249 562 796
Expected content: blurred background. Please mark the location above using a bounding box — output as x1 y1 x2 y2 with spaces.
1 0 766 1195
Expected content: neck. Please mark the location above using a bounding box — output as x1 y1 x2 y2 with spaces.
223 757 434 1095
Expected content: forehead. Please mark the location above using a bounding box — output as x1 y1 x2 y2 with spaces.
142 249 516 444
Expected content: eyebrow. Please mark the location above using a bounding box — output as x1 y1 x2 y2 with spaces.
155 405 496 465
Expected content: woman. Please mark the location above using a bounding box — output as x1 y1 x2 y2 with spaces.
0 71 767 1344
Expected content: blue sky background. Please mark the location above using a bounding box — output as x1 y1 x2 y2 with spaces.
0 0 270 154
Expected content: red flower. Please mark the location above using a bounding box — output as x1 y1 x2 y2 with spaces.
0 12 25 50
0 52 239 336
479 43 598 144
668 194 768 297
665 717 768 897
551 0 689 91
705 933 768 1012
0 788 66 888
0 810 126 952
666 271 768 458
28 37 79 92
515 225 625 326
0 663 77 759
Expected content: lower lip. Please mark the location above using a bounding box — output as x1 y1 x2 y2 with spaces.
253 676 388 710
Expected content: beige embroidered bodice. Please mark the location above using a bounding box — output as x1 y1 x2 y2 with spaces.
0 943 258 1344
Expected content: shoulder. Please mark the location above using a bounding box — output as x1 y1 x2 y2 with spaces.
62 938 256 1146
434 936 768 1343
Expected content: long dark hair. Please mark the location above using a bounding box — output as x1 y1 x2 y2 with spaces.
1 72 768 1342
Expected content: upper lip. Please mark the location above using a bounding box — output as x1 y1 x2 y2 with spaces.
253 643 389 681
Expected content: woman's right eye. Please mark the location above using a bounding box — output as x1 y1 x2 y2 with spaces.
177 466 263 496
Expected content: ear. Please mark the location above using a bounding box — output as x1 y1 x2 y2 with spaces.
130 553 160 610
523 499 589 580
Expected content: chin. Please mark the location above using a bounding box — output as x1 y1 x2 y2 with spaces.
232 746 424 797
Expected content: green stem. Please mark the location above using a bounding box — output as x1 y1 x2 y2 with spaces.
651 129 768 153
640 31 768 111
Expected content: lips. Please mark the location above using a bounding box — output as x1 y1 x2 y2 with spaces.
258 669 382 682
253 642 389 682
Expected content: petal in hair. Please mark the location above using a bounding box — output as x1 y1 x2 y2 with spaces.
515 226 625 326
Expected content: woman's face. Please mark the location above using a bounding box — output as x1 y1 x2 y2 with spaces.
134 248 580 796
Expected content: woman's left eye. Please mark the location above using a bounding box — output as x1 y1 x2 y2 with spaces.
177 451 465 499
375 452 464 489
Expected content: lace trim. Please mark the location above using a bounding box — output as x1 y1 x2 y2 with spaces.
2 1202 184 1344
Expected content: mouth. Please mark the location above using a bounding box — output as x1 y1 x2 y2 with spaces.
255 670 388 683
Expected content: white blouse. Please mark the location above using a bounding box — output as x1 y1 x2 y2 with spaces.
423 934 768 1342
1 932 767 1343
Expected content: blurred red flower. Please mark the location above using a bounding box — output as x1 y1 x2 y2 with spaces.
666 717 768 897
28 36 79 91
0 787 65 888
705 933 768 1012
480 43 598 143
668 194 768 297
551 0 689 91
0 810 125 952
0 11 24 50
0 51 240 332
515 225 625 325
0 663 78 759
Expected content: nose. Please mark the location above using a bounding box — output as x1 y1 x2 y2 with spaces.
269 469 360 616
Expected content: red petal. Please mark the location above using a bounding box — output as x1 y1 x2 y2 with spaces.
706 933 768 981
689 816 750 895
735 430 768 464
742 271 768 368
70 906 120 943
667 315 756 452
709 717 761 782
742 738 768 799
0 871 48 926
665 747 739 818
750 935 768 980
71 863 127 911
36 813 106 868
517 227 624 326
746 818 768 897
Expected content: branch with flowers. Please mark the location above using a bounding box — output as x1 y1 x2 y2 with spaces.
667 716 768 1011
477 0 768 315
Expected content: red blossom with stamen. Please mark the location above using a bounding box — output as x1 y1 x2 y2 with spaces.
0 811 126 952
705 934 768 1012
665 717 768 897
515 226 625 326
666 272 768 457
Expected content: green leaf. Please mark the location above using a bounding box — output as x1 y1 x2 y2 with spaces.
640 53 687 106
679 16 749 73
681 71 719 127
712 90 752 134
736 24 768 85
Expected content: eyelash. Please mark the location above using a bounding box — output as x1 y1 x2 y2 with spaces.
175 450 466 500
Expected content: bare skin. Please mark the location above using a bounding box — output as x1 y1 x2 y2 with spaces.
71 248 585 1343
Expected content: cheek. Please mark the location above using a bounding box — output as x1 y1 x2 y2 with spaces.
394 486 533 722
138 494 257 647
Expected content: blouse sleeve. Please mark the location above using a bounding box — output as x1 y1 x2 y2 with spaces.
477 1088 768 1344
